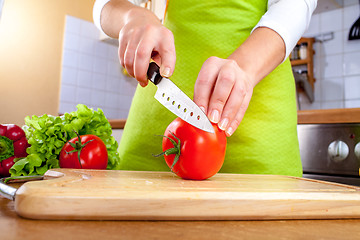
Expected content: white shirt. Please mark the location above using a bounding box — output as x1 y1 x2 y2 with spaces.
93 0 318 62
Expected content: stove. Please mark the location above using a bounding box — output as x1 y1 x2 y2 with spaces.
297 123 360 186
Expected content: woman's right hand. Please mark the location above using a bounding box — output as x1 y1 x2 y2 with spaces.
118 7 176 87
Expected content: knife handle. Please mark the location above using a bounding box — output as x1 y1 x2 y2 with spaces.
147 62 163 85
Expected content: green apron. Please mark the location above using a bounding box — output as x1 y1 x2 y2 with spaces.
117 0 302 177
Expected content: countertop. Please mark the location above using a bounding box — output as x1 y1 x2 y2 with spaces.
2 193 360 240
108 108 360 129
297 108 360 124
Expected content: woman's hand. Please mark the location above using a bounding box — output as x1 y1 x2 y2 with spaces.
193 27 286 137
118 8 176 87
193 57 255 137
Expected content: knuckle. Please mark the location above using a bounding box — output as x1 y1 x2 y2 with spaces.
118 28 127 41
220 73 235 85
135 46 147 59
196 76 211 86
158 29 175 54
124 43 136 56
161 27 174 39
161 46 175 56
206 56 219 65
228 59 238 67
144 24 155 33
238 87 246 96
124 55 133 69
213 97 226 107
120 27 136 43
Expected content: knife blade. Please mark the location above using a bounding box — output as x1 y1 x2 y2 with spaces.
147 62 214 133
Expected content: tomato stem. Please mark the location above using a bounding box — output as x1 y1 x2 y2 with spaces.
153 131 181 171
0 135 14 162
65 131 94 168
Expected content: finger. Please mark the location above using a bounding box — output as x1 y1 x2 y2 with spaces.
118 29 129 68
218 78 247 131
157 28 176 78
123 31 142 79
218 66 249 131
133 27 159 86
225 87 253 137
193 57 222 115
207 60 237 124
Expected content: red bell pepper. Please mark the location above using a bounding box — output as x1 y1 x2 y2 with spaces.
0 124 30 177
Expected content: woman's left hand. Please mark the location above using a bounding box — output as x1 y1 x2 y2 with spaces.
193 56 255 137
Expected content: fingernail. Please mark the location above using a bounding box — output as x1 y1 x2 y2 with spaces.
200 106 206 113
226 127 234 136
162 67 171 77
219 118 229 131
210 110 220 123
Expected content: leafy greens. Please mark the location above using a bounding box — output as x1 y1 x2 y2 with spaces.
10 104 120 176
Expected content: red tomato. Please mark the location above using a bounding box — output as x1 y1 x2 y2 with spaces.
161 117 227 180
59 134 108 169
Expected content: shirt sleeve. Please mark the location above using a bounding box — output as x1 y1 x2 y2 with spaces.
252 0 318 62
93 0 149 36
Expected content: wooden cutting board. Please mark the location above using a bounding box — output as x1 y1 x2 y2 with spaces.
13 168 360 220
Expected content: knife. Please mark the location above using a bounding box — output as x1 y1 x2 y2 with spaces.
147 62 214 133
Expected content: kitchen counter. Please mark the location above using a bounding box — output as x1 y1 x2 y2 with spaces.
108 119 126 129
298 108 360 124
109 108 360 129
2 194 360 240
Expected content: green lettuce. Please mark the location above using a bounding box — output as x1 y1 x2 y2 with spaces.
10 104 120 176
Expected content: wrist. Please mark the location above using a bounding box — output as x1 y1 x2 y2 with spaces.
100 0 158 38
124 7 160 25
229 27 285 86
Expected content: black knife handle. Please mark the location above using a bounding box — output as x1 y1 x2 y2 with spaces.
147 62 163 85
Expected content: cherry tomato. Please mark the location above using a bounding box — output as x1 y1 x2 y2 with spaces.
161 117 227 180
59 134 108 169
